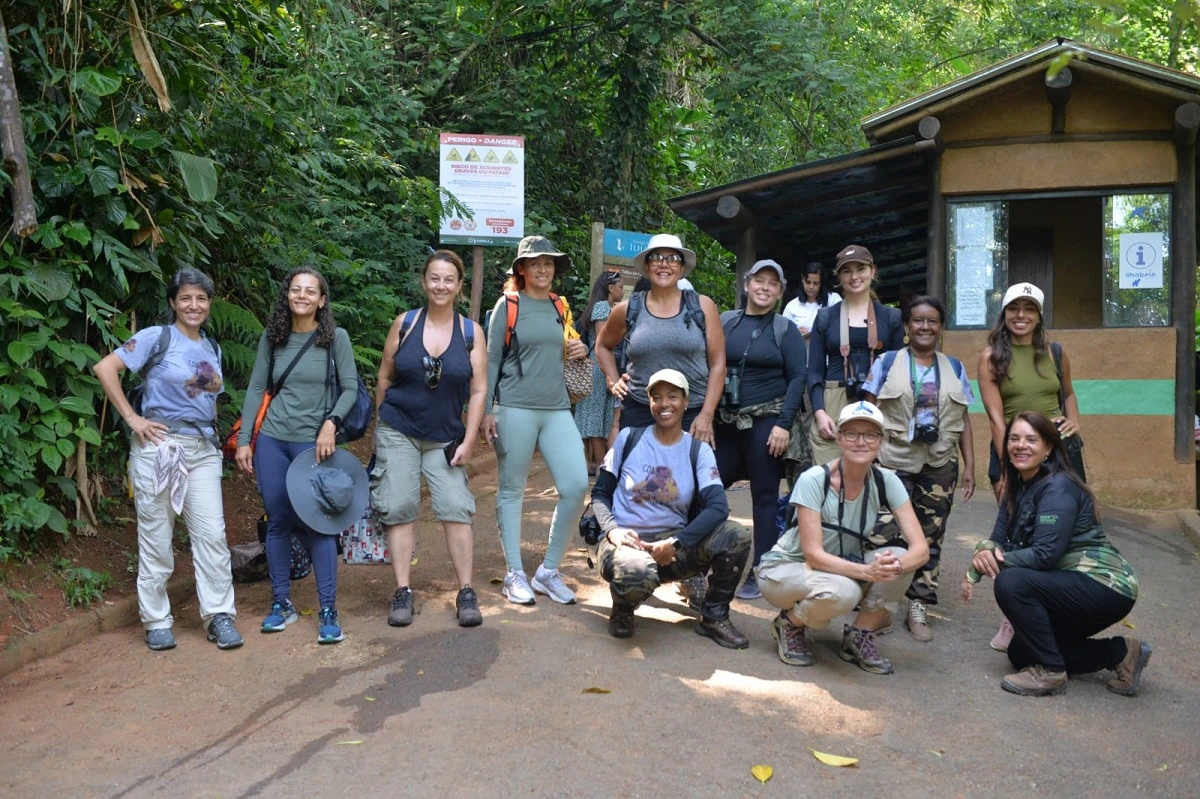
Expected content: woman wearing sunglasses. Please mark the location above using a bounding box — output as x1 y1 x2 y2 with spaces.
482 236 590 606
372 250 488 628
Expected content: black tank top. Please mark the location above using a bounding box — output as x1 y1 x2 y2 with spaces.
378 312 471 442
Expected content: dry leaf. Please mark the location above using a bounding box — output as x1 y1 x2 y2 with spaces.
750 764 773 783
48 153 70 164
122 169 148 190
489 576 503 584
299 608 315 616
1120 618 1136 629
499 619 512 624
417 670 424 676
410 555 419 566
581 687 611 694
148 173 168 186
364 696 376 702
1158 764 1169 771
811 749 858 767
127 1 171 112
928 750 943 758
335 740 363 746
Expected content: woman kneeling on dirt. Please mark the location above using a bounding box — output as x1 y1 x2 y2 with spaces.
373 250 488 629
757 401 928 675
93 268 242 652
591 369 751 648
962 411 1148 697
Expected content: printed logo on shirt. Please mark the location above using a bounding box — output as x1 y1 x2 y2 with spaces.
123 338 138 352
1038 513 1058 525
185 362 223 397
632 466 679 505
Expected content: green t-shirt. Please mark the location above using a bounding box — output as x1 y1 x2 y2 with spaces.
761 463 910 565
1000 344 1061 422
485 293 569 412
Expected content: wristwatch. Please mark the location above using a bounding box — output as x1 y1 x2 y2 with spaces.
671 538 683 552
327 414 343 427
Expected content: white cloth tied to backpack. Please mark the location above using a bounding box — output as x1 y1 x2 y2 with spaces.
153 439 189 514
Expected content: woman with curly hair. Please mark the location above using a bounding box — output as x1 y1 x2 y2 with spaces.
235 268 360 644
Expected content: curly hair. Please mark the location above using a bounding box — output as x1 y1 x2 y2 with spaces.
265 268 336 348
986 298 1047 383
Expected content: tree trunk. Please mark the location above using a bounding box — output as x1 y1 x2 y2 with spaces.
0 9 37 238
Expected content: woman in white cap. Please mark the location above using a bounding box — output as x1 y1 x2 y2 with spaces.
595 233 725 446
714 259 807 601
977 281 1083 652
806 245 904 466
757 401 928 675
482 236 590 606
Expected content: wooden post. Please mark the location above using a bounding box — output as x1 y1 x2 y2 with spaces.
919 117 945 301
1045 67 1072 135
0 9 36 237
590 222 605 285
1171 102 1199 463
469 245 485 322
717 195 757 307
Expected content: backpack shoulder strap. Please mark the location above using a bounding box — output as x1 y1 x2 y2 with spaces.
879 349 899 382
398 309 423 350
550 293 567 326
946 354 966 382
626 290 645 332
720 309 743 330
872 466 889 513
621 425 648 465
503 292 520 347
772 315 790 349
460 313 474 352
140 325 174 378
822 463 832 498
682 289 706 332
1050 341 1065 412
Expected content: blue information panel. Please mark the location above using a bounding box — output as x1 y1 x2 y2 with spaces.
603 228 653 260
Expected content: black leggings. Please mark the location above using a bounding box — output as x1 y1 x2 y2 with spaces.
714 416 784 568
994 567 1132 674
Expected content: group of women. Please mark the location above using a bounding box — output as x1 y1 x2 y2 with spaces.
93 234 1150 699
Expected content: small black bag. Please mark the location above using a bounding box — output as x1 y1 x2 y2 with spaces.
578 502 602 546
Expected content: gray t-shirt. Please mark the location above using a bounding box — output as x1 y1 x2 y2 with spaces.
485 293 569 412
116 325 223 435
761 462 909 565
603 427 722 537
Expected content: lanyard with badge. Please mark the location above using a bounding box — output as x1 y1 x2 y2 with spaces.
907 348 941 444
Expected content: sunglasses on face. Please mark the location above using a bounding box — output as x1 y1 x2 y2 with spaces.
423 355 442 389
646 253 683 265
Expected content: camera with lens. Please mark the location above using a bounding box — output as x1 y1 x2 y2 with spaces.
578 511 602 546
721 370 741 410
843 372 870 400
913 423 940 444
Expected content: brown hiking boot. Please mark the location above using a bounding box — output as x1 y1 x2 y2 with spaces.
695 616 749 649
608 607 635 639
904 599 932 643
839 624 894 674
1001 664 1067 696
1107 637 1152 697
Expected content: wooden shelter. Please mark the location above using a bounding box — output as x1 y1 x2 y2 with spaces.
670 39 1200 508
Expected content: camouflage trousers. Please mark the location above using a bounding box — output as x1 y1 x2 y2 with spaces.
870 459 959 605
598 520 750 620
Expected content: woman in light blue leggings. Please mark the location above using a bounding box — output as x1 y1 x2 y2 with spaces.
482 236 590 606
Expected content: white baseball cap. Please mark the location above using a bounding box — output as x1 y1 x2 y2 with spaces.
646 368 689 396
837 401 885 432
746 259 786 286
1001 282 1044 312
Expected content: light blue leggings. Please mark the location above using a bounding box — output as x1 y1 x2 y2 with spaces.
494 405 589 572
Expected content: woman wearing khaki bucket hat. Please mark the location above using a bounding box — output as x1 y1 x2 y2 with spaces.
482 236 591 607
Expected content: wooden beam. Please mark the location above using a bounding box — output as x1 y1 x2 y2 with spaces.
1172 125 1197 463
1174 102 1200 147
469 245 484 322
917 115 943 150
716 194 755 229
1045 66 1072 134
925 148 945 302
589 221 605 285
735 226 756 309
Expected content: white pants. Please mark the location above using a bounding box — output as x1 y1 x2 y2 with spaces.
757 546 912 629
129 435 236 630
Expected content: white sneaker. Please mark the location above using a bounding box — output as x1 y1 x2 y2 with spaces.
532 565 577 605
503 569 536 605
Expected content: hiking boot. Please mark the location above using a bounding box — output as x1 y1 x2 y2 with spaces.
735 572 762 601
1001 664 1067 696
678 574 707 612
502 569 536 606
388 586 415 627
145 628 176 651
455 586 483 628
905 599 932 643
206 613 243 650
990 617 1015 652
531 564 577 605
771 611 814 666
1107 637 1152 697
318 606 344 644
695 616 750 649
261 599 298 633
608 607 636 639
839 624 894 674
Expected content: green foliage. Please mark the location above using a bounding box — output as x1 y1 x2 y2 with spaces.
55 558 112 608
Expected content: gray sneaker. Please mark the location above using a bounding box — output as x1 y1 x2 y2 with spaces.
839 624 894 675
388 587 415 627
455 586 483 627
145 628 176 651
531 565 576 605
206 613 244 650
771 611 814 666
502 569 536 605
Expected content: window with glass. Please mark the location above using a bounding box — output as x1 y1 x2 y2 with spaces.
1102 194 1171 327
946 201 1008 329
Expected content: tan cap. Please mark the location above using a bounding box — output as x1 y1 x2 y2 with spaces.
646 368 689 396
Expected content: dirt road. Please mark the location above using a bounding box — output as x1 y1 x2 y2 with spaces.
2 462 1198 798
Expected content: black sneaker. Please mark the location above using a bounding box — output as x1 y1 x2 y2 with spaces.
608 607 636 639
696 616 750 649
388 587 414 627
456 586 483 627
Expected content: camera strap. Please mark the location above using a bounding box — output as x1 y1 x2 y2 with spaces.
839 301 878 384
823 460 876 561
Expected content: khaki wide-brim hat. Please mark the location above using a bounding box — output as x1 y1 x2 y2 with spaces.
632 233 698 277
511 235 571 274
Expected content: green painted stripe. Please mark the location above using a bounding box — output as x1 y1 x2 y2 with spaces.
967 379 1175 415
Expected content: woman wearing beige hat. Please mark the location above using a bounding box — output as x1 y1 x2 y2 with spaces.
482 236 590 607
595 233 725 446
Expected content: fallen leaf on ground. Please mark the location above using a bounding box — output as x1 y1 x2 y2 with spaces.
299 608 315 616
581 687 611 694
417 670 424 676
364 696 376 702
928 750 943 758
811 749 858 767
335 740 363 746
1120 618 1135 629
489 577 503 584
410 556 419 566
500 619 512 624
1158 764 1169 771
750 764 773 783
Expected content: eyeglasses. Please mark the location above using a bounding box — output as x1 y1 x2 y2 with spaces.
422 355 442 389
646 253 683 265
840 430 882 443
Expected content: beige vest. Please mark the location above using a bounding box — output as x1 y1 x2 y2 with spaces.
874 349 970 473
